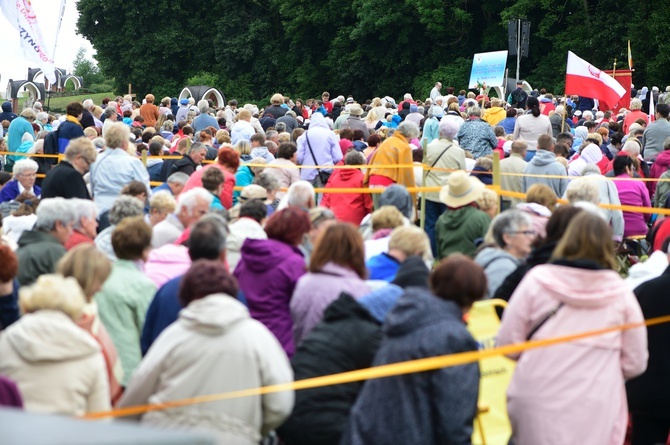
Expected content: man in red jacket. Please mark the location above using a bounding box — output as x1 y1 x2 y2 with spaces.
322 151 372 225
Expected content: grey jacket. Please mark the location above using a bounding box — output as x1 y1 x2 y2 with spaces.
642 119 670 162
521 149 569 197
475 247 520 298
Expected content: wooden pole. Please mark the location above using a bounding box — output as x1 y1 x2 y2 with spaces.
141 148 147 167
492 150 501 215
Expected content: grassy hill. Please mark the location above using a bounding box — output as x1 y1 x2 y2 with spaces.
45 92 115 114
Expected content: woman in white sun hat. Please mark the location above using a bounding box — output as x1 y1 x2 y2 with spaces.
435 170 492 259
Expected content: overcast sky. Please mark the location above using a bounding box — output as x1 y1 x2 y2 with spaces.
0 0 93 97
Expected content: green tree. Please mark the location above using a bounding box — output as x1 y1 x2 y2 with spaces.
72 46 104 88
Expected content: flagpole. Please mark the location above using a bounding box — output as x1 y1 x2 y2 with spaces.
612 58 617 79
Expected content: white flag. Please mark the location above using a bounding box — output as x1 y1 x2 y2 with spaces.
649 88 655 123
0 0 56 83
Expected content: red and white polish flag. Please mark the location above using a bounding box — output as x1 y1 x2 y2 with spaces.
565 51 626 110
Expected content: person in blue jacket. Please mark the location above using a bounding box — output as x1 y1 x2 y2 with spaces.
57 102 85 154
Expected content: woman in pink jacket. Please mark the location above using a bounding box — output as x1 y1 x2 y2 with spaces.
498 211 648 445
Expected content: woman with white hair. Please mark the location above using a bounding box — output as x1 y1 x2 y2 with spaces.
64 198 98 250
89 122 151 214
0 159 40 203
424 118 466 255
623 98 649 134
0 274 110 414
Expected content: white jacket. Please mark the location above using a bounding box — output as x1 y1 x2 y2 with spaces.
0 310 110 415
227 218 267 272
119 294 294 445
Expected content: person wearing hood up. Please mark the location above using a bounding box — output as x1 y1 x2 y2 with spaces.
567 143 606 177
234 207 310 357
278 256 429 445
521 134 569 198
404 104 424 128
321 151 372 225
482 98 506 126
341 254 485 445
295 112 341 189
0 101 17 130
120 260 294 444
169 97 179 117
497 211 648 445
381 113 402 129
475 209 533 298
435 171 491 259
0 274 110 415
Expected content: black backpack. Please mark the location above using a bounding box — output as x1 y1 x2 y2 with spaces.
43 129 60 165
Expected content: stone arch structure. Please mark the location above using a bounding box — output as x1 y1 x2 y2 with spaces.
61 75 82 91
179 85 225 108
6 80 46 112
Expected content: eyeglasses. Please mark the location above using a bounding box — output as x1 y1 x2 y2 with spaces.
508 230 537 236
20 172 37 178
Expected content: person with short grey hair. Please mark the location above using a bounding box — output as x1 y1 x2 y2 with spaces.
283 180 315 210
153 171 190 197
475 209 534 298
102 106 118 137
192 100 219 133
152 187 213 248
66 198 99 249
172 142 207 176
16 198 78 285
457 107 497 159
94 195 145 260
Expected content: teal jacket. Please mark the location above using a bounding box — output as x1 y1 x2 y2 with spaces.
436 206 491 259
95 260 156 386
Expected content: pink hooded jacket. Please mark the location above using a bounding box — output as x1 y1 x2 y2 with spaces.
143 244 192 288
498 263 648 445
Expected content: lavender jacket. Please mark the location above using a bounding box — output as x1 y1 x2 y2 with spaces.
290 262 372 347
296 113 342 181
234 238 306 357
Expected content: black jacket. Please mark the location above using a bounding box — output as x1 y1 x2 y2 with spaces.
277 294 382 445
40 161 90 199
80 110 96 129
172 155 197 176
627 265 670 417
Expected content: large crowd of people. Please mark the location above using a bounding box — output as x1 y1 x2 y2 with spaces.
0 82 670 444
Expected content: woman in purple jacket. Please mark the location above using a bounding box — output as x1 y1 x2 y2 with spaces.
612 156 651 237
234 207 311 357
290 223 371 347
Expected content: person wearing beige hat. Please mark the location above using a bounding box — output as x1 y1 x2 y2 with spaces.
341 104 370 142
435 170 492 259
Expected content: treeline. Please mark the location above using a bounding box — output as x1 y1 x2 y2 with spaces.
76 0 669 102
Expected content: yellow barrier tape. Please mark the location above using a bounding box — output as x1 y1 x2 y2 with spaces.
81 314 670 420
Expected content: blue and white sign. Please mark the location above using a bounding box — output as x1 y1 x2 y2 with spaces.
468 50 508 89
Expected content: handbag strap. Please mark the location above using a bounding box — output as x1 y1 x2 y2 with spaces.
425 143 452 180
305 133 323 175
526 302 564 341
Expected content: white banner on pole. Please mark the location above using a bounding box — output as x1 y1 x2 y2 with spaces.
0 0 56 83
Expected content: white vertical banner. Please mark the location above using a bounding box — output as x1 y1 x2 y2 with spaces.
0 0 56 83
53 0 66 56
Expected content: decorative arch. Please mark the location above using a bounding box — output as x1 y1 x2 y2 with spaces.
179 86 226 108
62 75 82 91
18 81 43 101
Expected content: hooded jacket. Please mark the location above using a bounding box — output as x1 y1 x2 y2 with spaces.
234 238 306 356
341 288 480 445
119 294 294 445
144 244 191 288
321 167 372 225
521 149 569 197
0 310 110 415
16 230 66 286
474 247 520 298
226 217 267 272
277 294 382 445
649 149 670 196
0 101 17 125
497 262 648 445
296 113 341 181
436 205 491 259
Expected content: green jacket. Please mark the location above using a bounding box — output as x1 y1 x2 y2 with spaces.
95 260 156 387
16 230 67 286
436 205 491 259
